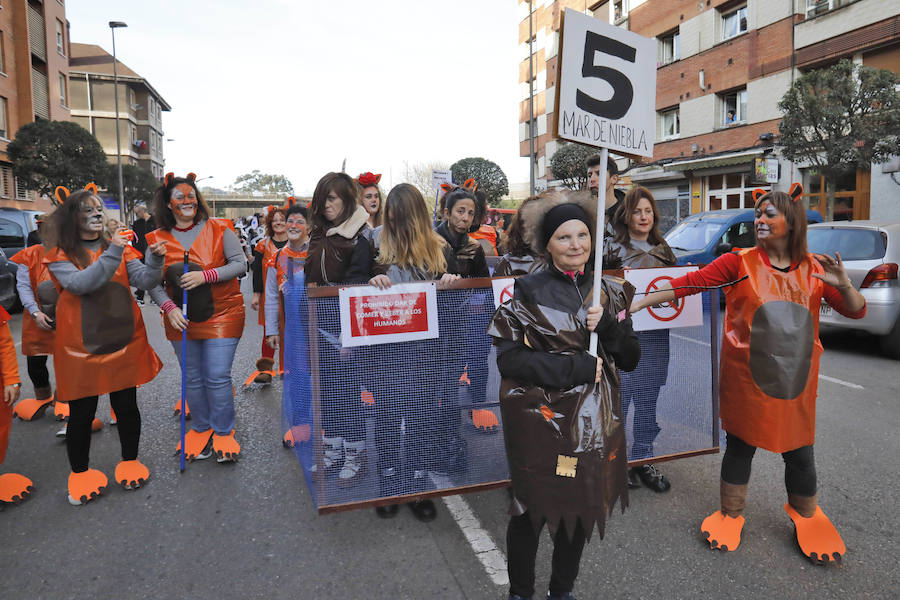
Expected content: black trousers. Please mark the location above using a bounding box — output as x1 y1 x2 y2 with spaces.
721 432 817 496
507 512 586 598
66 387 140 473
26 355 50 389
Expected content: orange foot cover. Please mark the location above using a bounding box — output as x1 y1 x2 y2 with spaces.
13 398 54 421
0 473 34 504
173 399 191 419
784 503 846 565
701 510 745 552
54 401 69 420
176 428 213 461
115 460 149 489
68 469 108 505
213 431 240 462
472 409 499 431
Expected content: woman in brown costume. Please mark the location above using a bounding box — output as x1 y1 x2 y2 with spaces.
488 189 640 600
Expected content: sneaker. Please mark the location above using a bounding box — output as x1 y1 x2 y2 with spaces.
337 440 366 486
55 424 67 438
633 464 671 493
310 436 343 475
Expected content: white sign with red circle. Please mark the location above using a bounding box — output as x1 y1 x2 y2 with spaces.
625 266 702 331
491 278 516 308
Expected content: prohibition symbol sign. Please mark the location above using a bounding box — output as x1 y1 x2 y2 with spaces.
646 275 685 322
499 283 514 305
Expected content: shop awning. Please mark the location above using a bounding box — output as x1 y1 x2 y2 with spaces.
663 149 763 172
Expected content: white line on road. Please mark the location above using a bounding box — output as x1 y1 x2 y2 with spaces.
438 487 509 587
817 374 864 390
671 333 709 347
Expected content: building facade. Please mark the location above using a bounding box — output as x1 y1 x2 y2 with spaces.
68 43 170 180
518 0 900 221
0 0 72 211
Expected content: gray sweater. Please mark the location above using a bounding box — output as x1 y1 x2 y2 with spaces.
147 220 247 307
47 240 164 295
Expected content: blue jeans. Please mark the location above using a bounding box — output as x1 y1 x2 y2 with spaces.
171 337 239 435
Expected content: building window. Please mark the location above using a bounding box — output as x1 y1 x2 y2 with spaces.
56 20 65 56
0 31 6 74
0 165 12 198
720 88 747 126
130 124 137 143
722 6 748 40
805 0 853 18
58 73 67 107
614 0 628 23
803 168 859 220
659 30 679 65
660 108 680 140
15 176 28 201
706 173 765 211
0 96 7 139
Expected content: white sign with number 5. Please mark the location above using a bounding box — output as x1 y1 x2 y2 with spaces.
557 8 656 157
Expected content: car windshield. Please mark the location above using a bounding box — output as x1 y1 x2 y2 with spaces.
664 221 724 252
807 228 886 261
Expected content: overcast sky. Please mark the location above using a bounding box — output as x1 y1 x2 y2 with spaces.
66 1 528 195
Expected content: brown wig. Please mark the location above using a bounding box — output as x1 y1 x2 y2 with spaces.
309 172 360 229
264 206 287 238
378 184 447 276
152 173 211 231
500 196 539 256
754 190 808 263
44 190 108 269
613 185 665 246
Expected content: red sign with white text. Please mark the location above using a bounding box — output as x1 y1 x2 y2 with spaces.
339 282 439 347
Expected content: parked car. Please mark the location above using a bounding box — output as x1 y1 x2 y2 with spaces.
0 207 42 312
808 220 900 359
664 208 824 266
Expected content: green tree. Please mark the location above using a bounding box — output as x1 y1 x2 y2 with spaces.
7 120 109 197
778 59 900 221
450 157 509 207
103 164 159 216
233 170 294 195
550 142 595 190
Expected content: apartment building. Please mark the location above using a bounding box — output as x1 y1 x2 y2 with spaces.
68 43 170 180
0 0 72 211
517 0 900 221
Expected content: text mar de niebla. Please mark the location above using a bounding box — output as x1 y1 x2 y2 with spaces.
561 109 649 152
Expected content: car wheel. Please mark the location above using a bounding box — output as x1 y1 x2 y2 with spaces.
880 317 900 360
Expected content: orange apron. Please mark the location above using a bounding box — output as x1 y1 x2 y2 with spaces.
254 238 280 327
0 309 19 463
45 246 163 402
147 219 245 341
271 245 307 369
720 247 825 452
9 245 55 356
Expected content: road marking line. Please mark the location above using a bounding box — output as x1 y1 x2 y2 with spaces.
818 374 864 390
431 474 507 587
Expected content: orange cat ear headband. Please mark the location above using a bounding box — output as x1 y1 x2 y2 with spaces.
439 178 478 195
752 183 804 204
164 172 198 186
54 186 70 205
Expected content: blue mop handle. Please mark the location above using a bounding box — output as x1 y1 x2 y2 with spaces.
180 251 189 472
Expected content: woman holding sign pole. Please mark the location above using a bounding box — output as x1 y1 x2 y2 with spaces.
605 186 676 493
488 189 639 600
630 186 865 565
368 183 460 521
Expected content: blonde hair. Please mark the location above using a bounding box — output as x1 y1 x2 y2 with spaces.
378 184 447 276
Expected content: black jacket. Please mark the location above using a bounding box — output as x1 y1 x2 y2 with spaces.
435 221 489 278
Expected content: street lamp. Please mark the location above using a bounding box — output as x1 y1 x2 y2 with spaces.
196 176 216 216
109 21 128 222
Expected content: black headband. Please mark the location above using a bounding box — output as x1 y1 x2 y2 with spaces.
542 203 591 248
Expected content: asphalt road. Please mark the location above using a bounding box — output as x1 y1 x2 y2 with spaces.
1 279 897 600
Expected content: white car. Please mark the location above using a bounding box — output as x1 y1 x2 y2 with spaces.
807 220 900 359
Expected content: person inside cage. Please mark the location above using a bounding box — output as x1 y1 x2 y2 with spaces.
367 183 460 522
264 202 309 447
488 188 640 600
493 196 544 277
249 204 289 384
356 171 384 229
44 187 166 504
630 185 866 565
146 173 247 464
604 185 677 493
305 172 375 486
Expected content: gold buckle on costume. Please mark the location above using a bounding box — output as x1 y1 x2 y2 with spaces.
556 455 577 478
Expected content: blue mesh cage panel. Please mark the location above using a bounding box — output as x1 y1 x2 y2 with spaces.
282 276 720 514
